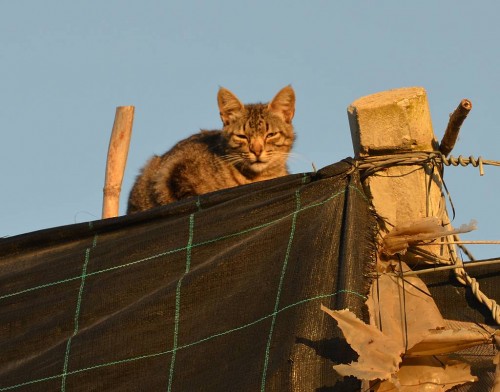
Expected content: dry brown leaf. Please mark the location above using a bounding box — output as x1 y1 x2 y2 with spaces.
407 326 493 356
375 356 477 391
321 306 403 381
382 217 477 255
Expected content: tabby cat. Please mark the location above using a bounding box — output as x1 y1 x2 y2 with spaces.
127 86 296 213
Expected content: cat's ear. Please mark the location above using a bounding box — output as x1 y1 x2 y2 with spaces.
268 85 295 124
217 87 245 126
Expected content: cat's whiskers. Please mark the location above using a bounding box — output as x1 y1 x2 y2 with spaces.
219 153 243 161
267 150 316 171
275 151 312 165
219 154 247 166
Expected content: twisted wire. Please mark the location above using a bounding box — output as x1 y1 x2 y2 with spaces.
357 151 500 178
451 248 500 324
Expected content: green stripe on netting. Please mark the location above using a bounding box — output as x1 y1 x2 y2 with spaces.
1 186 360 301
0 290 366 392
61 234 97 391
167 212 195 392
260 189 301 391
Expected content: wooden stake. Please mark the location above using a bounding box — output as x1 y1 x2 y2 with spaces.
102 106 135 219
439 99 472 157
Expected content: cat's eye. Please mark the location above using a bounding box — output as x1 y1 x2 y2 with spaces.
235 134 248 141
266 132 277 139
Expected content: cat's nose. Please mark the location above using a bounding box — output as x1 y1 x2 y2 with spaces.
250 141 263 157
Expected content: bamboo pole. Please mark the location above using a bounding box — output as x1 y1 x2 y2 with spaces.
102 106 135 219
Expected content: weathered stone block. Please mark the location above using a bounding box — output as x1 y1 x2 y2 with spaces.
348 87 438 157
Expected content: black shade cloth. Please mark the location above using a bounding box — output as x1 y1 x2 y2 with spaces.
1 161 376 391
1 160 497 391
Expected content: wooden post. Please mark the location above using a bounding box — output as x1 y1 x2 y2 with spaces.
102 106 135 219
348 87 452 266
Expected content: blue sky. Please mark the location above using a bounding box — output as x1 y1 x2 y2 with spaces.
1 1 499 260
